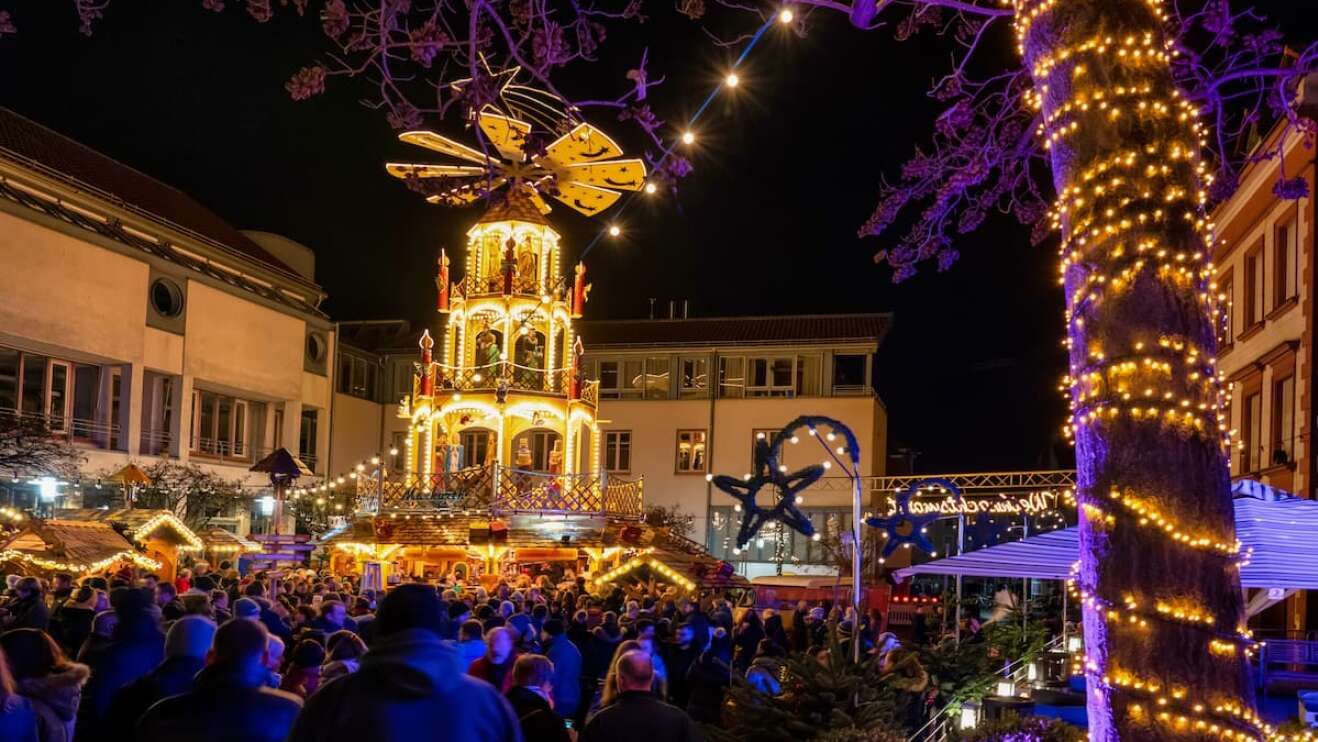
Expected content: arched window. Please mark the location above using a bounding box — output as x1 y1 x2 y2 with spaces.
511 428 562 472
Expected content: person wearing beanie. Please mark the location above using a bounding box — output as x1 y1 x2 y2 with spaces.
540 617 581 718
136 617 302 742
279 640 325 698
287 583 520 742
233 598 262 621
76 587 165 742
105 615 218 735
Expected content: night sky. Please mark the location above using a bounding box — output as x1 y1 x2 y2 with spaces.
0 1 1306 474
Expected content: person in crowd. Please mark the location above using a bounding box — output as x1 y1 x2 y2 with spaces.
105 614 217 735
636 630 668 699
0 645 39 742
469 626 520 694
456 619 489 669
789 601 809 653
0 628 91 742
745 639 786 697
264 636 285 689
243 584 294 646
581 650 701 742
762 612 788 650
280 640 326 698
49 587 96 659
567 610 591 655
683 631 730 725
664 622 702 711
77 587 166 742
310 600 356 636
321 630 367 684
2 578 50 631
540 618 581 719
506 654 572 742
155 583 184 623
48 576 74 607
135 617 303 742
594 640 642 714
75 610 115 663
234 598 262 622
582 613 621 694
677 600 708 651
286 583 520 742
211 590 232 624
731 610 764 673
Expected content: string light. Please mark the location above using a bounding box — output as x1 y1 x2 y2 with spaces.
643 182 657 195
725 73 740 88
778 7 794 23
608 224 622 237
680 131 696 145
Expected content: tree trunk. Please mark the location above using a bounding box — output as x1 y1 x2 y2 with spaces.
1020 0 1259 739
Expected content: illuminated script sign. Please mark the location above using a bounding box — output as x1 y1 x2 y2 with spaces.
881 491 1060 517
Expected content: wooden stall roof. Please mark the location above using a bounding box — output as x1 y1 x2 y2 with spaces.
55 509 203 550
323 512 642 550
594 526 749 590
195 526 259 552
0 520 153 573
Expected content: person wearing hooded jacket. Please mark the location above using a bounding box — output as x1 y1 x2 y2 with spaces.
286 584 522 742
0 629 89 742
104 615 217 735
75 587 165 742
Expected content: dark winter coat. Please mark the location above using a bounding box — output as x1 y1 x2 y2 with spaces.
731 622 763 672
542 635 581 717
580 690 702 742
505 686 571 742
259 606 293 646
683 651 729 725
17 662 90 742
0 696 39 742
286 628 522 742
582 630 621 684
50 607 95 659
104 655 206 735
134 662 302 742
76 619 166 742
663 643 700 709
3 596 50 631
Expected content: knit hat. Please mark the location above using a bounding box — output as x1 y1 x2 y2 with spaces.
376 584 445 638
166 615 218 659
234 597 261 620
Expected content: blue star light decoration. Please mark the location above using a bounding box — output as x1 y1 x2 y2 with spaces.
712 438 822 549
968 513 1009 548
864 477 962 558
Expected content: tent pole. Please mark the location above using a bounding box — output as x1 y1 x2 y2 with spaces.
955 512 964 644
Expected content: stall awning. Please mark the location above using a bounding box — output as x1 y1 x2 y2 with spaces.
894 491 1318 591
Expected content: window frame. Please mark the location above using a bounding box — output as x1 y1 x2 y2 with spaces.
604 430 632 473
1273 207 1300 309
746 356 796 397
1243 241 1265 332
675 429 708 474
679 355 709 398
1271 372 1295 467
1242 388 1262 473
191 389 254 461
1216 269 1234 351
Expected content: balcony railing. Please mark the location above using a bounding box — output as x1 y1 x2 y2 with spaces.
139 428 175 457
355 463 642 518
192 437 254 464
0 408 124 451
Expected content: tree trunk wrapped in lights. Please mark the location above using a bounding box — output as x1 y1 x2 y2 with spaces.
1020 0 1256 738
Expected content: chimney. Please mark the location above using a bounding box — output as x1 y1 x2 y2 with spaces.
682 299 689 319
668 300 676 319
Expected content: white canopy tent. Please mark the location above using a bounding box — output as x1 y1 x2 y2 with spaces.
893 486 1318 604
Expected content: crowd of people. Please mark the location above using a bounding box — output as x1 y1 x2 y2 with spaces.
0 563 898 742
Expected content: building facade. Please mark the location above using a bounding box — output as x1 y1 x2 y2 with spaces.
1212 122 1316 637
0 108 335 533
576 315 891 577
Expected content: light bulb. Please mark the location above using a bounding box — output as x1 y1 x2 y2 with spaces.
389 447 398 456
608 225 621 237
644 182 657 195
778 7 793 23
725 73 739 87
681 131 695 145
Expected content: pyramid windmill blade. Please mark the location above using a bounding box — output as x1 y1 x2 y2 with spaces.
385 163 488 179
424 177 508 205
399 130 494 165
521 183 553 215
541 122 624 167
551 180 623 216
562 159 647 191
477 111 533 162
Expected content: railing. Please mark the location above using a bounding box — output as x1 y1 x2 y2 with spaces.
433 362 572 396
802 470 1078 495
139 428 175 457
908 634 1066 742
357 463 643 518
192 437 254 464
0 408 124 451
460 273 545 298
580 380 599 407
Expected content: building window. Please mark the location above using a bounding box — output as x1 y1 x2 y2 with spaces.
643 356 670 399
747 357 795 397
141 373 176 456
298 408 319 470
718 357 745 398
680 356 709 398
1217 272 1233 349
20 354 45 418
390 431 407 470
751 429 784 469
1275 213 1299 307
1243 390 1262 473
149 278 185 318
796 355 821 396
597 357 668 399
1244 245 1265 330
460 429 491 468
338 354 377 400
0 347 18 413
675 430 707 473
605 431 632 473
833 353 869 394
192 390 251 460
1273 374 1295 466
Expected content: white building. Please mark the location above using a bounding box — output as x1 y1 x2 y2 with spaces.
576 314 891 577
0 108 335 533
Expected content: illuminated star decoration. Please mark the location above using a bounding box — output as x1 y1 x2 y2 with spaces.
967 513 1009 549
450 54 575 134
712 438 822 549
865 477 963 558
